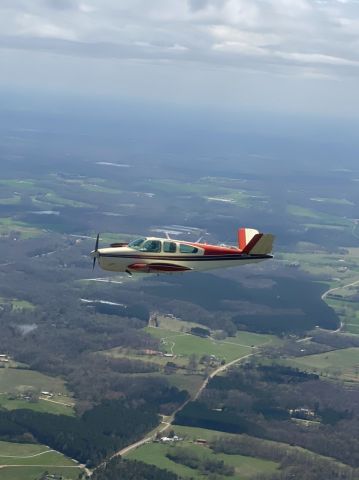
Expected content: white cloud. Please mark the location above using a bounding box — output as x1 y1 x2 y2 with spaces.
0 0 359 115
0 0 357 76
15 13 78 41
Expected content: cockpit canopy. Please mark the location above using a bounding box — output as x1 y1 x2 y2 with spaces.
128 237 201 254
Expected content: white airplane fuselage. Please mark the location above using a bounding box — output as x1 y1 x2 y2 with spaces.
91 234 274 274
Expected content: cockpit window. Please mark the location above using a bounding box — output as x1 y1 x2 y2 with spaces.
128 237 146 250
140 240 161 252
179 244 198 254
163 241 177 253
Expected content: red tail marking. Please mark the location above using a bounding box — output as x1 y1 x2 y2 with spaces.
238 229 246 250
242 233 263 254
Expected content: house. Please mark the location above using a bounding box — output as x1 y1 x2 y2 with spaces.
160 435 181 443
41 391 53 397
195 438 208 445
143 349 162 356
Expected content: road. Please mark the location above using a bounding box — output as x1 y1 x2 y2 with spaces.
321 279 359 333
111 349 256 460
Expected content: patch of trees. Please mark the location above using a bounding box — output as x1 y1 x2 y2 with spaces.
211 435 357 480
0 399 159 466
175 363 359 468
311 331 359 350
190 327 210 337
91 457 180 480
261 338 333 358
142 272 340 334
68 373 189 414
166 447 235 476
93 302 149 322
174 400 263 435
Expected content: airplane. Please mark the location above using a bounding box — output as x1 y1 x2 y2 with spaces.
90 227 275 275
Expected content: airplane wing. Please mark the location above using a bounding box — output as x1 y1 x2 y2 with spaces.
127 263 192 273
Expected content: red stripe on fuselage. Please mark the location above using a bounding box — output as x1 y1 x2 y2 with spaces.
192 243 242 256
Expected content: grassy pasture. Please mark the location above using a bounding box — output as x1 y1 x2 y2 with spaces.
0 441 81 480
156 315 208 333
0 179 35 188
0 441 76 467
0 218 42 239
292 348 359 382
42 192 92 208
0 467 81 480
141 179 226 196
287 205 351 227
162 373 205 397
0 395 75 416
155 317 275 347
279 249 359 283
279 247 359 333
0 297 35 311
310 197 354 206
0 197 21 205
145 327 253 362
127 439 279 479
0 369 70 396
205 189 267 208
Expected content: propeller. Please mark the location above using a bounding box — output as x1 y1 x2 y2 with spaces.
92 233 100 270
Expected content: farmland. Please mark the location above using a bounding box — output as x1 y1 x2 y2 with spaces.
292 348 359 382
0 440 82 480
145 327 253 362
127 438 279 480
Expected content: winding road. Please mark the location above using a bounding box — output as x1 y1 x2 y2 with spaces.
321 279 359 333
111 349 256 460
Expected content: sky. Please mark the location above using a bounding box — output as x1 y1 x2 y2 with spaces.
1 0 359 116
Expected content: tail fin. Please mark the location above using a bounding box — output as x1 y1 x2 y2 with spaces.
238 228 275 255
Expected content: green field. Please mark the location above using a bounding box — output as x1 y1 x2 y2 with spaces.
205 190 267 208
155 316 275 348
292 348 359 382
0 395 75 416
0 368 70 395
0 218 42 239
0 467 81 480
0 179 35 188
105 327 273 396
127 438 279 479
145 327 253 362
279 247 359 335
159 373 204 397
287 205 351 227
0 196 21 206
0 297 35 312
42 192 92 208
0 441 76 466
0 441 82 480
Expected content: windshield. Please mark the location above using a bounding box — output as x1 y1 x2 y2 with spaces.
128 237 146 250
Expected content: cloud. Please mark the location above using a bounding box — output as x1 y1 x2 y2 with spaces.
43 0 79 10
0 0 359 80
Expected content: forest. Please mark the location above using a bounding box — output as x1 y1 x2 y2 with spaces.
0 399 159 465
0 117 358 479
174 364 359 468
91 457 180 480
